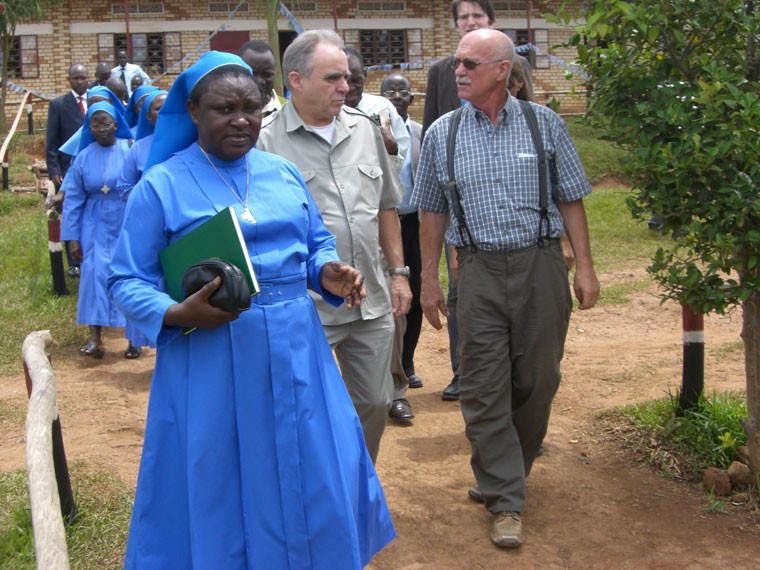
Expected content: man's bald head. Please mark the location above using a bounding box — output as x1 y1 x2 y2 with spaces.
458 29 515 68
95 62 111 84
68 63 89 96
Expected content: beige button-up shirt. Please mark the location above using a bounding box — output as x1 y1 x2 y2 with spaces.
257 102 404 326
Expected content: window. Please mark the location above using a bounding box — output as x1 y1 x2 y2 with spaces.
504 29 550 70
289 1 315 10
493 1 528 11
0 36 38 79
359 30 407 66
101 33 181 75
112 2 164 14
208 2 249 13
356 1 405 10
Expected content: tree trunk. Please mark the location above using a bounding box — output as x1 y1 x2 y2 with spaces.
741 289 760 473
0 30 12 135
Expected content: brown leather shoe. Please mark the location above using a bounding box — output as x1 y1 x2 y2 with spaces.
388 398 414 422
490 511 523 548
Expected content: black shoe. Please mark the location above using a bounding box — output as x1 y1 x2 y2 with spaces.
67 265 80 277
441 376 460 401
407 374 423 389
389 398 414 422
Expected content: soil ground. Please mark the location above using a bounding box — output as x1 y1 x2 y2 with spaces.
2 268 759 568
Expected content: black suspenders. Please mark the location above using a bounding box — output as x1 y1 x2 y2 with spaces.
446 99 553 250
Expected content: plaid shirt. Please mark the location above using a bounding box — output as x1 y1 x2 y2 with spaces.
411 96 591 251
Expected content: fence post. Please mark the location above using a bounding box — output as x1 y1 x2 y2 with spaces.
46 181 68 295
27 95 34 135
1 148 8 191
680 303 704 409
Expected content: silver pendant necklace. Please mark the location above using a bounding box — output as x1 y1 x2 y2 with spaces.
199 144 256 223
98 144 116 194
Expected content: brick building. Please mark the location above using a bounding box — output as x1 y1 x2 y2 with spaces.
3 1 586 124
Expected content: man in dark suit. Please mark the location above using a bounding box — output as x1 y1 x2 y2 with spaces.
46 62 89 276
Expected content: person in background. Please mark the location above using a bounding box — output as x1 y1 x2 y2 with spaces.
130 75 144 92
413 29 599 548
60 102 135 358
238 39 287 121
88 62 112 89
111 49 151 98
381 72 424 423
343 46 410 161
45 63 89 277
124 84 160 132
108 50 394 567
257 30 411 462
56 86 127 159
106 76 128 104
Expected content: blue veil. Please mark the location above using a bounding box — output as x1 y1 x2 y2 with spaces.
125 84 160 127
135 89 168 141
77 101 134 153
144 51 252 170
58 87 127 156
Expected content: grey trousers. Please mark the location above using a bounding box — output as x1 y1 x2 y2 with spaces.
391 314 409 401
456 240 572 514
323 313 395 463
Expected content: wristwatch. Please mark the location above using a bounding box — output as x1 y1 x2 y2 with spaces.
389 266 411 278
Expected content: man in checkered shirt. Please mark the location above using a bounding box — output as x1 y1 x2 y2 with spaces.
411 29 600 548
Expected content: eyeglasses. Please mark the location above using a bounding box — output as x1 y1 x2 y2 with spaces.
382 89 411 98
450 58 505 71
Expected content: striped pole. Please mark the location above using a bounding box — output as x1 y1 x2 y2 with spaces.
26 95 34 135
46 183 68 295
680 304 704 409
1 148 8 191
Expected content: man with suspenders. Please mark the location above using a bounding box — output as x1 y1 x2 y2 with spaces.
412 29 600 547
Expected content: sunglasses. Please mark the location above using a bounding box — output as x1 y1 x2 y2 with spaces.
382 89 411 98
450 58 505 71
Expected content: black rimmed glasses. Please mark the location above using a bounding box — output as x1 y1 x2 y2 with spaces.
382 89 411 98
450 58 505 71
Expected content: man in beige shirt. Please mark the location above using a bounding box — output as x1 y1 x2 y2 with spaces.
257 29 411 463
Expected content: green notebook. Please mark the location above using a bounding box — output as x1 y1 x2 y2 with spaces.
159 206 260 303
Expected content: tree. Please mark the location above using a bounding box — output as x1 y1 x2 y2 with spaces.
0 0 61 133
552 0 760 471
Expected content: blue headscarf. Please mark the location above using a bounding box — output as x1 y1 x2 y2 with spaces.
135 89 168 140
58 88 128 156
124 84 160 127
87 86 126 114
145 51 252 170
78 102 134 153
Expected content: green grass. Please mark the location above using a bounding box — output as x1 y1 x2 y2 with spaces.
0 192 82 375
566 118 629 185
4 133 45 188
615 390 749 476
0 464 132 569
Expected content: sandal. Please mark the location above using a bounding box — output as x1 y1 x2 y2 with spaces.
79 342 105 359
124 345 142 359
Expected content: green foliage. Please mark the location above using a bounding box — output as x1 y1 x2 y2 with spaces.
617 390 748 473
0 465 132 569
553 0 760 313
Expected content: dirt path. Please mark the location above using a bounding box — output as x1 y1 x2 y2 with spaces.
1 274 759 568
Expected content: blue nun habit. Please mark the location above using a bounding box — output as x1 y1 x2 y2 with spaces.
108 51 395 569
60 102 133 328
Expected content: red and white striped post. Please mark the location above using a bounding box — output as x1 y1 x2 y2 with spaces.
1 148 9 191
46 184 68 295
680 303 704 409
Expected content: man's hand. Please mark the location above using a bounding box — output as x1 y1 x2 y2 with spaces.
389 274 412 317
320 261 367 310
380 117 398 156
52 174 63 187
420 275 448 330
573 266 600 310
560 234 575 270
69 240 83 263
163 276 241 329
45 191 64 212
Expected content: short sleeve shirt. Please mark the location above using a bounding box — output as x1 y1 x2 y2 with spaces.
411 96 591 251
257 102 404 325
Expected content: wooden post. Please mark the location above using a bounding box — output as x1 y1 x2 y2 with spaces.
46 181 68 295
1 148 7 191
23 330 73 569
680 303 704 409
26 95 34 135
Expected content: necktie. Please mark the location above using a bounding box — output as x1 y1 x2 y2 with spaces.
120 67 126 86
78 96 85 116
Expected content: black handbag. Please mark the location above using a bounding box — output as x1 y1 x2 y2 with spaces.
181 258 251 312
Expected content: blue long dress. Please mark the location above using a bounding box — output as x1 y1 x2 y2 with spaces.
108 143 395 569
115 133 155 349
61 138 131 327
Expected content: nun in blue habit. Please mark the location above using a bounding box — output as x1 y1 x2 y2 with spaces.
60 102 134 358
115 89 167 357
57 86 126 158
108 51 395 568
124 83 159 134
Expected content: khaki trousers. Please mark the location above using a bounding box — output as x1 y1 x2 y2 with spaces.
456 240 572 513
323 313 395 463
